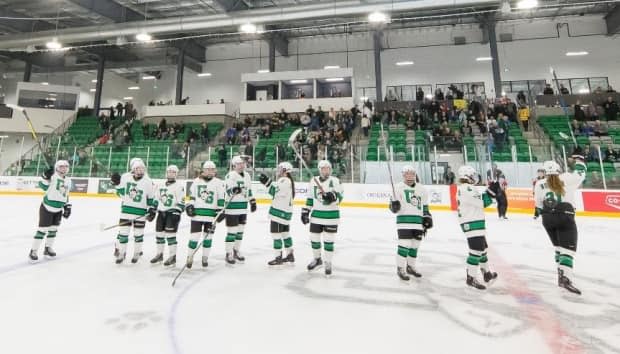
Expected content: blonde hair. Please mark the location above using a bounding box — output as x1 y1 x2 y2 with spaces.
547 175 565 196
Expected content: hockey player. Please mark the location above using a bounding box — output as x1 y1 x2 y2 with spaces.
456 165 498 290
534 158 586 295
259 162 296 266
301 160 343 276
110 158 157 264
185 161 225 268
223 156 256 264
150 165 185 266
29 160 72 261
389 166 432 280
532 168 545 219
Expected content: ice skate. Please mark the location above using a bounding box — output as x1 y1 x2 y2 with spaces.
201 256 208 268
558 269 581 295
225 252 236 265
150 253 163 264
282 250 295 263
406 265 422 278
466 272 486 290
324 261 332 276
29 249 38 261
163 255 176 266
268 255 284 266
43 246 56 257
131 251 143 264
307 257 322 271
233 249 245 262
397 267 410 281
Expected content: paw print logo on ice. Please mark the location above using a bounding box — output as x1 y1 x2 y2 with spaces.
104 311 162 332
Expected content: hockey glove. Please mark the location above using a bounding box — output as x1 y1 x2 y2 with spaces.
146 207 157 222
301 208 310 225
62 204 72 219
259 173 272 187
110 172 121 186
185 205 196 217
389 200 401 213
422 213 433 230
42 168 54 180
216 211 226 223
231 186 242 195
322 191 337 204
250 198 257 212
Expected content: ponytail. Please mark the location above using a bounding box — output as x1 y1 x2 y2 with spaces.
547 175 565 197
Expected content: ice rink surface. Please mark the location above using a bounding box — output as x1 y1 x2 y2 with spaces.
1 195 619 354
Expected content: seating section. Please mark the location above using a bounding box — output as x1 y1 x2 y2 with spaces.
366 123 429 162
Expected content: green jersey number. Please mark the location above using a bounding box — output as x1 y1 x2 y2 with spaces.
126 182 143 203
159 189 174 207
544 191 563 203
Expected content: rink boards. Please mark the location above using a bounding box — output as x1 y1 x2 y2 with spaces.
0 176 618 217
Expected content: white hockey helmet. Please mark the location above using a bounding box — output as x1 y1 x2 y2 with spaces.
166 165 179 179
458 165 477 183
543 160 561 176
131 159 146 177
318 160 331 177
55 160 70 175
231 155 245 171
277 162 294 176
402 165 416 183
130 157 144 170
202 160 216 177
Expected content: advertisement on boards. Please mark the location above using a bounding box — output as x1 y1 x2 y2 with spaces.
582 191 620 212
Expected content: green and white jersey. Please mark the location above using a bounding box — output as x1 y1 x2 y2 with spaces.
115 172 156 218
305 176 343 226
224 170 253 215
534 161 586 210
393 182 429 230
268 177 294 225
187 176 225 222
156 180 186 213
457 183 493 238
39 173 70 213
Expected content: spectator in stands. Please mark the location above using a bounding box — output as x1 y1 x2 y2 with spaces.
240 126 251 144
586 101 599 120
519 106 530 131
361 114 370 137
306 105 315 117
416 87 425 101
579 122 594 137
559 84 570 95
262 123 272 139
543 84 554 95
220 99 224 104
593 120 608 137
200 123 210 144
603 96 619 121
594 87 604 95
244 141 253 158
116 102 124 116
225 126 237 144
218 144 227 167
435 88 445 101
443 165 455 184
490 122 505 151
604 145 618 162
574 101 586 121
180 96 189 105
517 91 527 107
405 114 415 131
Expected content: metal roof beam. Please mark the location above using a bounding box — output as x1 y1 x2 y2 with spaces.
66 0 144 23
172 40 207 63
0 8 55 33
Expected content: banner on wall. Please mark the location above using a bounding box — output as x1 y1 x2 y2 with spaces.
582 191 620 212
505 188 535 210
70 178 89 193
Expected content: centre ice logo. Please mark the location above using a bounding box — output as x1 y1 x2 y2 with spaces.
604 195 620 210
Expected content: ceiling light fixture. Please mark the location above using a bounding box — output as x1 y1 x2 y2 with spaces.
257 69 270 73
324 65 340 69
46 38 62 50
516 0 538 9
290 79 308 84
396 61 414 66
325 78 344 82
123 96 133 100
197 73 212 77
41 82 49 85
89 89 96 92
142 75 156 80
368 11 389 24
240 23 258 34
136 32 152 42
476 57 493 61
128 86 140 90
566 51 589 56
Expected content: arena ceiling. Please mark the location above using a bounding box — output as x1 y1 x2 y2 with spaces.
0 0 617 75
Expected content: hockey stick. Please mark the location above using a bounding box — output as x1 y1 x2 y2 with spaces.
287 128 325 194
99 215 147 231
171 200 231 287
379 123 396 198
7 104 52 168
550 67 578 147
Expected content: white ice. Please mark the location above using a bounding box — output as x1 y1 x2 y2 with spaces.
1 195 619 354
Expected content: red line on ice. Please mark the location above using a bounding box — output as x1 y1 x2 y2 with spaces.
491 250 584 354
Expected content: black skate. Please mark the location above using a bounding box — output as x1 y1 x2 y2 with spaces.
164 255 176 266
324 261 332 276
397 267 410 281
131 251 143 264
44 247 56 257
282 250 295 263
406 265 422 278
559 270 581 295
483 270 498 284
201 256 208 268
225 252 236 265
115 253 126 264
29 250 38 261
307 257 322 271
150 253 163 264
186 255 193 269
268 255 283 266
114 247 119 257
233 249 245 262
466 273 486 290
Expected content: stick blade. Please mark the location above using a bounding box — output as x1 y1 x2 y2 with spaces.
288 128 303 147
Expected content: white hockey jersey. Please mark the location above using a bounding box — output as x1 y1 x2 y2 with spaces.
39 173 71 213
534 162 586 210
115 173 156 218
268 177 294 225
224 170 253 215
392 182 429 230
187 176 226 222
457 183 493 238
156 180 186 213
305 176 343 226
